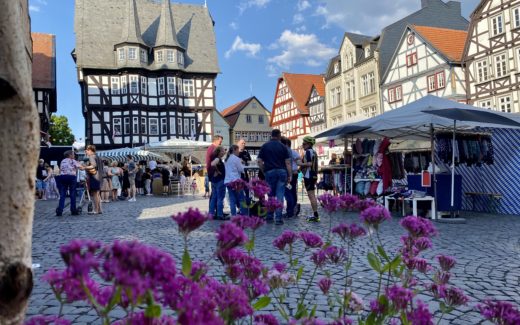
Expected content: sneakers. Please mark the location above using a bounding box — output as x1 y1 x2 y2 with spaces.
55 208 62 217
306 215 320 223
128 197 136 202
294 204 301 217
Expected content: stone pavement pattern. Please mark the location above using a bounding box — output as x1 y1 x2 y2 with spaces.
27 195 520 324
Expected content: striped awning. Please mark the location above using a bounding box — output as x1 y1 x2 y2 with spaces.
96 147 168 163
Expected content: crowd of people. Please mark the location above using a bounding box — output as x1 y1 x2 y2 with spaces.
206 129 320 225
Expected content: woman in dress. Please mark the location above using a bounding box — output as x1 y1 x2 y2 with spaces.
110 161 122 201
44 165 60 200
100 160 112 203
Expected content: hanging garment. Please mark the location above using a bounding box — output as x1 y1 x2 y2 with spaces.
377 137 392 191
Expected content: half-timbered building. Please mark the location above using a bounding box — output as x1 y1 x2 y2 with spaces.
381 25 468 111
307 83 326 134
270 73 323 149
221 96 272 154
32 32 57 144
463 0 520 112
73 0 219 149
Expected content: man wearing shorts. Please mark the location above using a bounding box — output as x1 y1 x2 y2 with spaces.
299 136 320 222
127 155 137 202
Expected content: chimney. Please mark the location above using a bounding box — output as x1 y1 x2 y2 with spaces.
446 1 462 15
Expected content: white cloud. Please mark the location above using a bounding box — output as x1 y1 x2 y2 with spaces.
293 13 304 25
267 30 336 68
266 64 279 78
314 0 480 34
36 0 48 4
229 22 239 30
225 36 261 59
238 0 271 14
29 5 40 12
297 0 311 11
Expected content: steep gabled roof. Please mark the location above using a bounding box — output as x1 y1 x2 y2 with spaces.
344 32 372 46
32 32 56 90
221 96 269 128
119 0 147 47
377 0 468 77
413 25 467 62
283 73 324 115
324 55 341 80
155 0 182 49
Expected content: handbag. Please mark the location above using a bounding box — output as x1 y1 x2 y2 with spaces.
88 168 97 176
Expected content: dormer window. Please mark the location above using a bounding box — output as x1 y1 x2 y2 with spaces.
177 51 184 66
140 49 147 63
167 50 175 63
157 50 164 62
118 48 125 61
128 48 137 60
333 62 339 74
365 47 371 58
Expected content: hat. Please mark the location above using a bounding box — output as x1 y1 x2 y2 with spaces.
303 136 316 145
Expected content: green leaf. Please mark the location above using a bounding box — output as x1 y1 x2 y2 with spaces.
381 262 391 273
377 245 390 261
295 302 308 319
365 311 377 325
182 250 192 277
245 238 255 252
367 252 382 273
144 304 162 318
310 304 317 317
253 296 271 311
291 258 299 268
296 266 304 281
106 286 122 311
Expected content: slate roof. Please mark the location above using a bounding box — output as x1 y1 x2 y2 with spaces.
74 0 219 73
32 32 56 90
155 0 182 49
118 0 147 47
283 73 324 115
413 25 467 62
343 32 373 63
324 55 341 81
377 0 468 77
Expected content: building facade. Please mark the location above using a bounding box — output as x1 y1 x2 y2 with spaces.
221 96 272 154
212 110 231 147
270 73 323 149
74 0 219 149
464 0 520 113
381 25 467 111
32 32 57 144
307 83 326 134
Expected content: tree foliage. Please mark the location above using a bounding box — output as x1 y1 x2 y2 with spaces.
49 115 75 145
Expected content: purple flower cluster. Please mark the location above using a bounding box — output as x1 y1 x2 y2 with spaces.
232 215 265 230
267 268 295 289
318 277 332 295
442 286 470 307
386 285 414 310
273 230 298 251
406 300 433 325
254 314 280 325
227 178 247 191
359 205 391 228
399 215 437 238
355 198 377 211
436 255 456 271
248 178 271 198
299 231 324 248
311 246 347 267
318 193 342 213
113 312 176 325
171 208 208 236
216 222 248 252
263 196 284 213
339 194 360 210
478 300 520 325
332 223 367 241
329 317 353 325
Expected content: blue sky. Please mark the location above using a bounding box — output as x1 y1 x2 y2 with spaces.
29 0 479 140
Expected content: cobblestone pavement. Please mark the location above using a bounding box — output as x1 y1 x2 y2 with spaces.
27 194 520 324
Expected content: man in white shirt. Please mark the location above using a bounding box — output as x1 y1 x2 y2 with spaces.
224 144 246 216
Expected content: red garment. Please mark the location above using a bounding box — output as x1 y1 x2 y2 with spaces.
206 144 216 169
377 137 392 191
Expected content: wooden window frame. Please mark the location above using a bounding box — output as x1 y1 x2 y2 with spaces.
406 52 417 67
149 118 159 136
387 85 402 103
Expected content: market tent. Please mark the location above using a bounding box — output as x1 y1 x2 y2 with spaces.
97 147 168 162
327 95 520 140
143 138 213 152
315 125 370 140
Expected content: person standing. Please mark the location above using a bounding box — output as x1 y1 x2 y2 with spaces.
55 150 83 216
44 164 60 200
257 129 291 225
281 137 301 218
299 136 320 222
84 145 103 214
109 161 122 201
203 173 210 198
237 138 252 203
224 144 246 216
100 160 112 203
126 155 137 202
206 135 223 210
208 146 227 220
36 159 47 200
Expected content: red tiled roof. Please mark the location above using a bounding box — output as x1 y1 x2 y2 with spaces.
32 32 56 89
283 73 324 115
314 80 325 97
412 25 467 62
221 97 253 117
224 114 239 128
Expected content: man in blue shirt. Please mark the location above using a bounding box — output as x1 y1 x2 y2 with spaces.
257 129 292 225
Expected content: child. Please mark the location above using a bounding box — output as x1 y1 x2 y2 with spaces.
191 177 198 195
179 172 186 195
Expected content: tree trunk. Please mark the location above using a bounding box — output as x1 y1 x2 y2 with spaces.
0 0 38 323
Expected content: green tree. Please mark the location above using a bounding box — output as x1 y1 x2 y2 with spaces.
49 115 75 145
